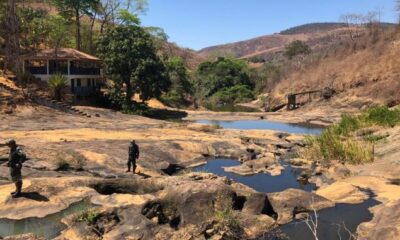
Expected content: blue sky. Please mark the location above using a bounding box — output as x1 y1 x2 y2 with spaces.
140 0 398 50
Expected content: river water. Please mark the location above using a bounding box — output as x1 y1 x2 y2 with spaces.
196 119 324 135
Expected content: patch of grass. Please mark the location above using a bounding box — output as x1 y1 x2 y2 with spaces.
213 192 242 237
365 106 400 127
75 209 100 225
363 133 389 143
55 156 70 171
303 106 399 165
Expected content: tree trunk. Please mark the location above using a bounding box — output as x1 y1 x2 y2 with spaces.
5 0 20 72
75 9 81 50
125 77 132 108
89 12 97 54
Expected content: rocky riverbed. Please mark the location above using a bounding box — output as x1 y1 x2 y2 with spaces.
1 105 400 239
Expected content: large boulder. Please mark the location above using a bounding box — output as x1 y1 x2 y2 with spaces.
267 188 334 224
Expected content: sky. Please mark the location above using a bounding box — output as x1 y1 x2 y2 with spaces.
140 0 398 50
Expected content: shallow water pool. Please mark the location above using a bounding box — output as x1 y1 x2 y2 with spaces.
0 200 94 239
196 120 324 135
192 158 315 193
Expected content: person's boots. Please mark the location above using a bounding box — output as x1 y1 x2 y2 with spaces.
126 162 131 172
12 181 22 198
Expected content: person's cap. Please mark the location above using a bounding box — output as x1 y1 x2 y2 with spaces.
6 139 16 145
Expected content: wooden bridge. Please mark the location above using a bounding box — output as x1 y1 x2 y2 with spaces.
287 90 322 110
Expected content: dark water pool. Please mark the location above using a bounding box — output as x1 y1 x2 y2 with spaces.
270 197 380 240
0 200 94 239
196 120 323 135
192 158 315 193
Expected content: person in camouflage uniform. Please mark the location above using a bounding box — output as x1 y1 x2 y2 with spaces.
0 139 26 198
127 140 139 174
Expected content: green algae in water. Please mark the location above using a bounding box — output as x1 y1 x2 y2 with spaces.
0 200 94 239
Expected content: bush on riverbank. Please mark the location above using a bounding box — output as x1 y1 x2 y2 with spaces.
302 106 400 164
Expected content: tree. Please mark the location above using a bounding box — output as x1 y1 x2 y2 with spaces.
97 24 169 109
52 0 100 50
340 14 363 41
160 57 192 107
46 16 72 56
18 7 49 50
284 40 311 60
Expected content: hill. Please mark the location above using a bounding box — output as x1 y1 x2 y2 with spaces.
198 23 349 59
280 23 348 35
198 22 394 62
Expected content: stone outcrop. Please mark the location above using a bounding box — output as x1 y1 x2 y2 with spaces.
267 188 334 224
357 200 400 240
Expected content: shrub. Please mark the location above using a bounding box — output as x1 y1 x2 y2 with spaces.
75 209 100 225
365 106 400 127
284 40 311 59
55 157 70 171
160 90 185 108
48 74 68 101
214 192 242 238
208 85 254 106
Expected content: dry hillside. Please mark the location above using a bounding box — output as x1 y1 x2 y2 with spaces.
198 23 351 59
270 27 400 109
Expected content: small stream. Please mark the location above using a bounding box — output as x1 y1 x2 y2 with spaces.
0 200 94 239
196 120 324 135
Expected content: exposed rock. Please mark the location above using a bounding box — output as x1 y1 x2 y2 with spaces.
289 158 313 166
237 212 275 239
357 200 400 240
331 165 351 178
316 181 369 204
242 193 268 215
0 177 97 220
224 153 280 176
308 175 334 188
274 132 291 139
267 188 334 224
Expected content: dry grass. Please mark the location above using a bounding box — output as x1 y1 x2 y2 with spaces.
272 28 400 107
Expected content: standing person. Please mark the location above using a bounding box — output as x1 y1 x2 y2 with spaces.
127 140 139 174
0 139 26 198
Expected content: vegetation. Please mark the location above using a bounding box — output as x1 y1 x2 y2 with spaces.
284 40 311 60
48 74 68 101
159 57 192 108
55 156 71 171
96 23 169 111
75 209 100 224
303 106 400 164
194 57 255 107
213 192 242 239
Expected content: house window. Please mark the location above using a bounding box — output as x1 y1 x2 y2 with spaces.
49 60 68 74
87 79 91 87
77 79 81 87
25 60 47 74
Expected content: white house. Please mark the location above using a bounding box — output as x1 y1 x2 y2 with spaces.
22 48 104 96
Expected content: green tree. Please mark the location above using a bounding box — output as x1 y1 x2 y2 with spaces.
52 0 100 50
160 57 192 107
284 40 311 60
97 24 169 110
